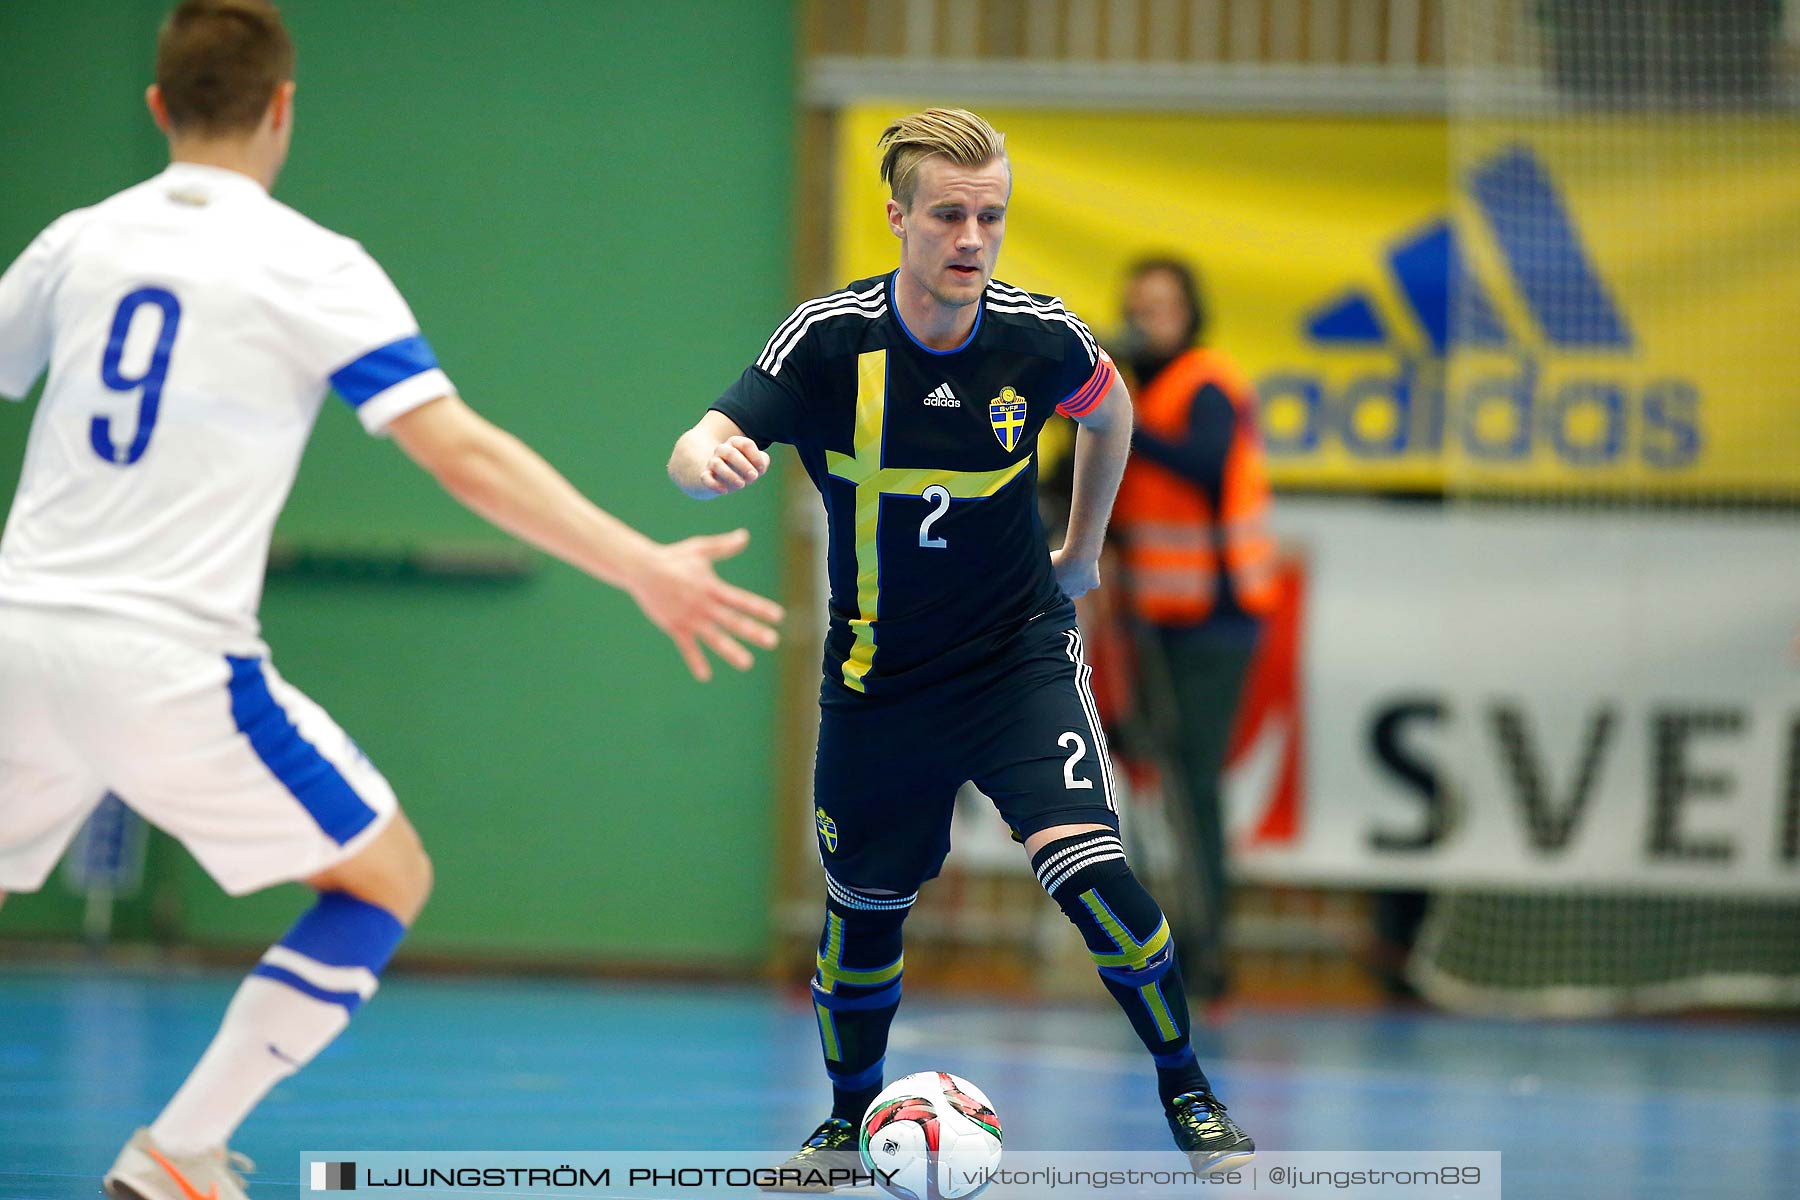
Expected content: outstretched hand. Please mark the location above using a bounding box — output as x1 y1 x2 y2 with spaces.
627 528 785 681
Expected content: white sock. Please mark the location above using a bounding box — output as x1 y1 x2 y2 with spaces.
148 972 356 1154
148 892 401 1153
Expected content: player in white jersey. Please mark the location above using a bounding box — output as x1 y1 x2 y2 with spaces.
0 4 783 1197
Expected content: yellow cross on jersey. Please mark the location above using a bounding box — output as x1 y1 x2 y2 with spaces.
709 271 1116 698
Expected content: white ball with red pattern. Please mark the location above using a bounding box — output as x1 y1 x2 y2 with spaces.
859 1071 1003 1200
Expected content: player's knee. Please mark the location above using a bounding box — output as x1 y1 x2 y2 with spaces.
833 883 907 900
1022 821 1116 860
399 836 434 917
1028 826 1132 901
1029 827 1170 959
384 820 432 922
309 812 432 925
815 876 912 1002
818 876 915 947
824 874 917 921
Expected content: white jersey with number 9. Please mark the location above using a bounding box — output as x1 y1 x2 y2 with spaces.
0 161 452 652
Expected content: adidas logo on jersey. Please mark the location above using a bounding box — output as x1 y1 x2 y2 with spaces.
923 383 960 408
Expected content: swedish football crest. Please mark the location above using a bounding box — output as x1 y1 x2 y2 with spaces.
815 807 839 852
988 387 1027 452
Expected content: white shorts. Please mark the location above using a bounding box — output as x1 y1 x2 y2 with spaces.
0 607 397 896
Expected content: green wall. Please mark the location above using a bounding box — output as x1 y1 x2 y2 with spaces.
0 1 796 967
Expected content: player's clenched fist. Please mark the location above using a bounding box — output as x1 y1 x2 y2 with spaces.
702 435 770 494
668 412 774 500
1050 546 1103 599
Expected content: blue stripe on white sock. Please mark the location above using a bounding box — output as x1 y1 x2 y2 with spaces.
249 962 369 1013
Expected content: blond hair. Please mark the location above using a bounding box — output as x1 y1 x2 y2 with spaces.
877 108 1008 211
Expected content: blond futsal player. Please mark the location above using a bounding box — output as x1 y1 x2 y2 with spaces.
671 108 1253 1186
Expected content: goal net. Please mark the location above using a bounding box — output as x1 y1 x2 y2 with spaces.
1416 0 1800 1015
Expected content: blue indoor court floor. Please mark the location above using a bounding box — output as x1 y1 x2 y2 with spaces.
2 965 1796 1200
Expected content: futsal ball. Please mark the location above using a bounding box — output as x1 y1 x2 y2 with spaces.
859 1071 1003 1200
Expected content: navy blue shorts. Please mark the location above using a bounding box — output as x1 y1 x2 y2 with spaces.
812 618 1119 894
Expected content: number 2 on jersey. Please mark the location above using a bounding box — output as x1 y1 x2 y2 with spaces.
92 287 181 466
918 484 951 549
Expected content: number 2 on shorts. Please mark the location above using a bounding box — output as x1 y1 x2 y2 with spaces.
1059 731 1094 790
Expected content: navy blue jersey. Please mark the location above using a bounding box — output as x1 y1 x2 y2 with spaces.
712 271 1116 701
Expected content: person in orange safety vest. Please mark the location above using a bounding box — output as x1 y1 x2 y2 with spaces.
1110 256 1276 1003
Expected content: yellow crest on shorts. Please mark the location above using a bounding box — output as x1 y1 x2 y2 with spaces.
988 386 1027 452
815 807 839 852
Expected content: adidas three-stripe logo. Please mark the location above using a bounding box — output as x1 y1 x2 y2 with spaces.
923 382 960 408
1034 832 1127 897
756 280 887 378
1306 144 1633 354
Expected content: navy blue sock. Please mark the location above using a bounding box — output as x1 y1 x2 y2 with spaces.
812 877 915 1122
1031 830 1212 1108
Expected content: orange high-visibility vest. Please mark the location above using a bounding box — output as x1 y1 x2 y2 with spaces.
1113 347 1277 625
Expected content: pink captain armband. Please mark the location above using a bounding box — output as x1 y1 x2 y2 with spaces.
1056 352 1116 419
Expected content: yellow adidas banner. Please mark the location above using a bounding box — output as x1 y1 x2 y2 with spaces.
834 107 1800 498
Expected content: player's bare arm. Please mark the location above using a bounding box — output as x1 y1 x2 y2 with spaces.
1052 371 1133 599
668 409 771 499
390 394 783 682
